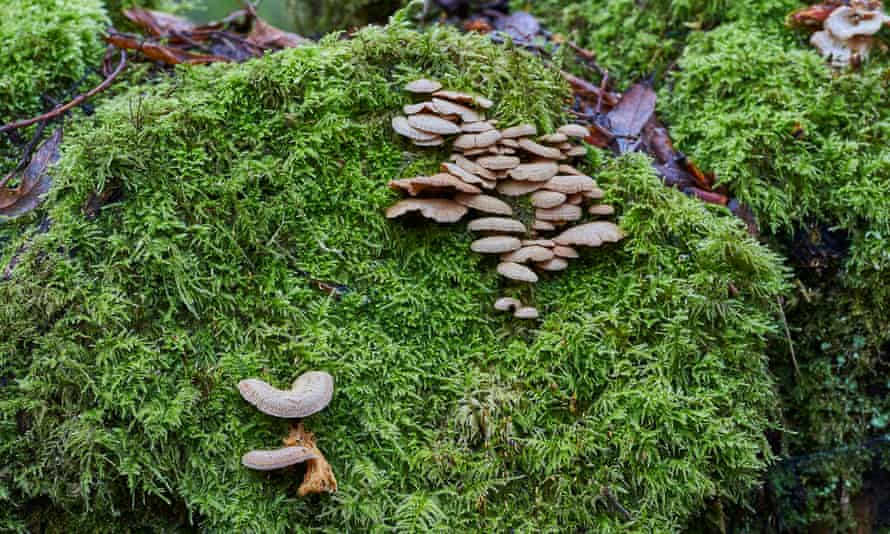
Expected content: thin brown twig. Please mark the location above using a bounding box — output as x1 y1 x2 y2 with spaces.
0 48 127 134
777 295 800 379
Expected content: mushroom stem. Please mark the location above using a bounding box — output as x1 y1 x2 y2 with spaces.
284 422 338 497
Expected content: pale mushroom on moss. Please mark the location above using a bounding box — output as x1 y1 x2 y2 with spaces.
408 114 462 135
471 236 522 253
501 245 554 263
557 124 589 138
385 198 468 223
554 221 626 247
461 121 495 133
476 155 520 170
509 161 559 182
543 175 596 194
432 90 494 109
238 371 334 419
588 204 616 215
454 130 502 150
392 116 439 142
451 154 497 180
389 174 481 196
454 193 513 215
494 297 522 311
405 78 442 93
468 217 527 233
500 124 537 138
518 138 564 160
497 262 539 283
497 179 543 196
536 204 583 222
513 306 539 319
242 446 317 471
537 257 569 271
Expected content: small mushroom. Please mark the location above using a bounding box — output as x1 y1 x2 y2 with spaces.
553 221 625 247
494 297 522 311
513 306 539 319
552 245 579 258
242 446 317 471
557 124 590 138
403 102 436 115
810 30 872 68
542 175 596 194
496 180 543 196
454 193 513 215
500 124 537 138
238 371 334 419
385 198 468 223
588 204 615 216
450 154 497 180
392 116 439 141
408 114 461 135
412 136 445 147
537 258 569 271
462 121 495 133
582 188 606 199
539 133 568 144
454 130 502 150
468 217 527 233
405 79 443 93
476 155 521 170
518 138 564 160
530 190 567 208
471 236 522 253
536 204 583 222
501 245 554 263
432 90 493 109
565 145 587 157
433 98 484 123
522 239 554 247
441 162 488 186
558 164 584 176
500 138 520 149
389 174 481 196
567 193 583 205
825 5 885 40
497 262 539 283
532 220 556 231
508 160 559 182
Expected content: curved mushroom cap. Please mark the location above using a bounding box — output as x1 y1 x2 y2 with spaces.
403 102 436 115
565 145 587 157
557 124 590 138
543 175 596 194
454 130 502 150
497 179 543 196
536 204 583 222
392 116 439 141
405 78 443 93
558 164 584 176
242 446 317 471
552 245 580 258
501 245 554 263
407 114 461 135
454 193 513 215
494 297 522 311
588 204 615 216
412 136 445 147
537 258 569 271
522 239 554 247
433 98 484 123
441 162 487 186
582 188 606 199
468 217 527 233
497 262 539 283
513 306 539 319
471 236 522 253
450 154 497 180
825 6 885 39
476 155 521 170
432 90 493 109
539 133 568 144
389 174 481 196
508 161 559 182
385 198 468 222
553 221 626 247
462 120 495 133
500 124 537 138
518 138 564 160
238 371 334 418
810 30 871 68
532 219 556 231
530 190 567 208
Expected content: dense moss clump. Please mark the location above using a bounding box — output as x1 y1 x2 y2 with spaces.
665 20 890 531
0 18 788 532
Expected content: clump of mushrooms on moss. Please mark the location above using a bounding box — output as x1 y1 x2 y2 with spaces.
238 371 337 497
795 0 890 68
386 79 626 319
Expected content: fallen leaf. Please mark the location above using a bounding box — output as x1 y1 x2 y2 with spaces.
123 7 196 36
492 12 541 43
788 2 844 30
247 16 310 49
607 82 656 139
0 128 61 218
106 33 231 65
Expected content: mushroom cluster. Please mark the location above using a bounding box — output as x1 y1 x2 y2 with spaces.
387 79 625 319
810 0 889 68
238 371 338 497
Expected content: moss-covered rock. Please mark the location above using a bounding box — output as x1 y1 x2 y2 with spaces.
0 18 788 532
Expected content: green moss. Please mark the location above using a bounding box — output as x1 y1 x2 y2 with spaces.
0 18 787 532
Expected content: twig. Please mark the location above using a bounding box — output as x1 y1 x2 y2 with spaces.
776 295 800 379
0 48 127 134
601 486 634 521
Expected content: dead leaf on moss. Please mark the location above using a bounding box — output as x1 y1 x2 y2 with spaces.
247 17 310 49
0 128 61 218
123 7 196 36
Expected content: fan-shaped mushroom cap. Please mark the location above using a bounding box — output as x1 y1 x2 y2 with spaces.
433 98 484 123
552 245 579 258
543 175 596 194
389 174 481 196
522 239 554 247
536 204 583 222
494 297 522 311
454 193 513 215
558 124 590 138
385 198 468 222
450 154 497 180
533 220 556 231
497 180 543 196
588 204 615 215
454 130 503 150
810 30 872 68
497 262 539 282
565 145 587 157
476 155 521 170
404 102 436 115
238 371 334 418
558 164 584 176
519 138 564 160
392 116 439 141
412 136 445 147
500 138 520 148
408 114 461 135
471 236 522 253
508 160 559 182
432 90 493 109
537 258 569 271
462 121 495 133
539 133 568 144
530 190 567 208
242 446 317 471
405 79 443 93
463 147 490 156
468 217 527 233
441 162 486 186
554 221 625 246
825 6 885 39
513 306 539 319
501 124 537 138
583 188 606 199
501 245 554 263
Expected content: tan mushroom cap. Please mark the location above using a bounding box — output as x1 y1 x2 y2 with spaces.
497 179 544 196
583 188 606 199
513 306 539 319
392 116 439 141
508 160 559 182
825 6 885 40
471 236 522 253
389 174 481 196
552 245 579 258
533 220 556 231
461 121 495 133
557 124 590 138
522 239 555 247
476 155 521 170
441 162 486 186
539 133 569 144
558 142 574 150
567 193 583 205
519 138 564 160
497 262 539 282
543 175 596 194
432 90 494 109
810 30 872 68
530 190 567 208
554 221 625 247
501 245 554 263
558 164 584 176
242 446 317 471
537 257 569 271
433 98 484 123
462 147 491 156
412 136 445 147
536 204 583 222
238 371 334 418
494 297 522 311
403 102 436 115
454 193 513 215
408 114 461 135
454 130 502 150
500 138 520 148
405 78 443 93
588 204 615 215
468 217 527 233
385 198 468 222
501 124 537 138
565 145 587 157
450 154 497 180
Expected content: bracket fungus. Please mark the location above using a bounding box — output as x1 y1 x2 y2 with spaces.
386 79 627 319
238 371 334 418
